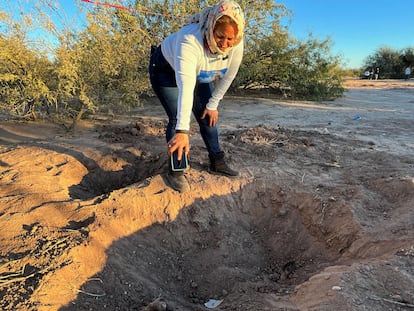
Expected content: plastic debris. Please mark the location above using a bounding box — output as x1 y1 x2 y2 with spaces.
204 299 223 309
353 115 361 121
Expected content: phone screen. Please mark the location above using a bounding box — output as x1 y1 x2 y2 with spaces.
171 152 188 171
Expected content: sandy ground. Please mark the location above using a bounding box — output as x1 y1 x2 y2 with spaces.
0 79 414 311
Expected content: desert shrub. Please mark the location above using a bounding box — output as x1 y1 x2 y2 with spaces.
287 37 344 100
0 34 57 119
235 28 344 100
54 9 152 118
0 0 347 121
0 2 60 120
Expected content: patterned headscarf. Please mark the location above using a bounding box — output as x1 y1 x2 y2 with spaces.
186 0 245 56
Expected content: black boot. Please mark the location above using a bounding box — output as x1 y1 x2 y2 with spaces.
208 152 239 177
166 171 190 192
166 161 190 193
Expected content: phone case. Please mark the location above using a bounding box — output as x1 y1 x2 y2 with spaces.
171 152 188 171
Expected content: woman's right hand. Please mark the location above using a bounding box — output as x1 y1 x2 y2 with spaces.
167 133 190 160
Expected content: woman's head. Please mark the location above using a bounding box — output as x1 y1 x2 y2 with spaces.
213 15 238 51
197 0 245 55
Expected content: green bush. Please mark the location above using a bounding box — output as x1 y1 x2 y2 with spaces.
362 46 414 79
0 0 349 121
235 30 344 100
0 35 57 119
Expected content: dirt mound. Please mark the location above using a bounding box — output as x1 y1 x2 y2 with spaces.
1 84 414 310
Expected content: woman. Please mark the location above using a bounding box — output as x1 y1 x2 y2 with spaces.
149 0 245 192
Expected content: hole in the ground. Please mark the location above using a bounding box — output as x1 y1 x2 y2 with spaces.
69 151 166 200
68 120 167 200
63 180 360 310
68 150 166 200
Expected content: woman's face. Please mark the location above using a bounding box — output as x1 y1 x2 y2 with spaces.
213 23 237 51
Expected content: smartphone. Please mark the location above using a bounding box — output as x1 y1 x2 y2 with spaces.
171 151 188 172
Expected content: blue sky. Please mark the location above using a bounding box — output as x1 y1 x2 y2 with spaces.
282 0 414 68
2 1 413 69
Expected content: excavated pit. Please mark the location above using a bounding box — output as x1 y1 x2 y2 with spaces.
1 115 413 310
62 179 361 311
68 119 168 200
60 122 413 310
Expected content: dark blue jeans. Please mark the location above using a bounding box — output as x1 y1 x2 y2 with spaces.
149 46 222 156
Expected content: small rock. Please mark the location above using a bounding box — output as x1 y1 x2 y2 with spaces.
142 298 167 311
278 207 288 216
390 294 403 302
130 128 139 136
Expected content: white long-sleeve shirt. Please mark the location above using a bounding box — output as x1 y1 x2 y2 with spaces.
161 23 244 131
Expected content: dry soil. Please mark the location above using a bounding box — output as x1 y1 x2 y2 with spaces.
0 79 413 311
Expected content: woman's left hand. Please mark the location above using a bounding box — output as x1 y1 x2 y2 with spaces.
201 108 219 127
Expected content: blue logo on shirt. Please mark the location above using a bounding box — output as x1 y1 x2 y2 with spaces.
198 69 228 83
